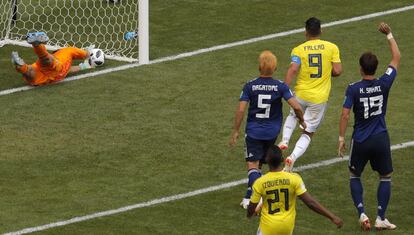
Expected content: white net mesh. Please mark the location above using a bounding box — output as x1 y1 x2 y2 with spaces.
0 1 13 46
1 0 139 62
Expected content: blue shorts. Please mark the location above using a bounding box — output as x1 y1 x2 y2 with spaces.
244 135 277 163
349 131 393 176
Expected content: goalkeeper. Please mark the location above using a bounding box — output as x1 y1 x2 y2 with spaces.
11 32 95 86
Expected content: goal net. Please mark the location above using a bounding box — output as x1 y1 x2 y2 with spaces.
0 0 149 63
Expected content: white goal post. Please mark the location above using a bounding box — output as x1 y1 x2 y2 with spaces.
0 0 149 64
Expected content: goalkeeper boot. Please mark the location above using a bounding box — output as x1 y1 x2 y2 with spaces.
26 32 49 46
375 217 396 230
359 213 371 231
11 51 25 67
283 156 295 172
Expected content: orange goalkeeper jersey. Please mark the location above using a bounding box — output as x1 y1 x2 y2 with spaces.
25 47 87 86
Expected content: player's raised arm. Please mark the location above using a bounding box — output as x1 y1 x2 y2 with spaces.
299 192 344 228
229 101 248 146
378 22 400 70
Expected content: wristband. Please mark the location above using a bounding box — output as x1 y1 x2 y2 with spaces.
387 33 394 40
339 136 345 142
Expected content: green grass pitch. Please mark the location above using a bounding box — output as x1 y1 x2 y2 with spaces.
0 0 414 234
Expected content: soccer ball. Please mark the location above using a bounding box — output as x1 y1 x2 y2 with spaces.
89 49 105 67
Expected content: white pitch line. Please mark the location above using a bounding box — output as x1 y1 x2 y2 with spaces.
4 140 414 235
1 4 414 97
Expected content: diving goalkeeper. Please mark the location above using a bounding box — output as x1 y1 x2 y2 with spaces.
11 32 95 86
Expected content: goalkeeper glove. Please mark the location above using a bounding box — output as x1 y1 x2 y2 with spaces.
79 59 93 70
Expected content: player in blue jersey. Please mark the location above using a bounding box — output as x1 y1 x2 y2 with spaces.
229 51 305 209
338 22 400 231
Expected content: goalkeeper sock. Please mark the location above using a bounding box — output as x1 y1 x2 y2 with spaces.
16 64 28 74
245 168 261 199
350 177 365 216
281 113 297 144
377 177 391 220
33 44 49 61
291 134 311 161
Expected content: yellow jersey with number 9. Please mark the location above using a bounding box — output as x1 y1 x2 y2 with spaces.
250 171 307 235
291 39 341 104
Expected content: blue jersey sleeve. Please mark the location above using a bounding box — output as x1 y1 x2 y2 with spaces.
343 85 354 109
239 83 250 101
279 82 294 101
379 65 397 89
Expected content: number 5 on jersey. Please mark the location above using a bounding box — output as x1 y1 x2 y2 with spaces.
256 94 271 118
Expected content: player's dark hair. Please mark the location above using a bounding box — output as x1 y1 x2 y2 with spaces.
305 17 321 36
266 145 283 168
359 52 378 75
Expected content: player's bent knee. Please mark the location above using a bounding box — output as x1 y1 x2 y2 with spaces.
289 109 296 116
22 66 36 81
380 172 392 178
247 160 260 170
349 170 361 178
302 131 314 138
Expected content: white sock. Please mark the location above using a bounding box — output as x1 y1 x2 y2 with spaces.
282 114 297 143
291 134 311 161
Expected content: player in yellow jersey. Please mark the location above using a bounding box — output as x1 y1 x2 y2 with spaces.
247 145 343 235
278 17 343 171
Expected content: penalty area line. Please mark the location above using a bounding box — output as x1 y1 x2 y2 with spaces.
1 4 414 97
4 140 414 235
